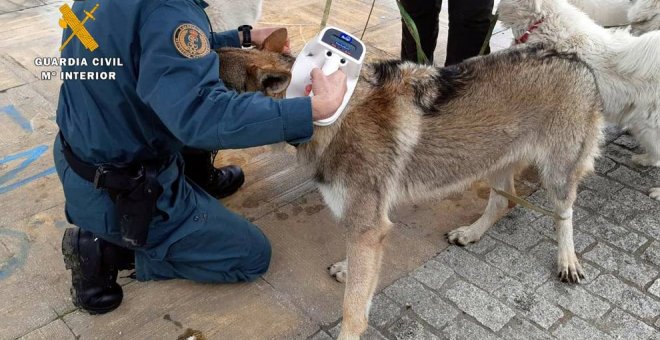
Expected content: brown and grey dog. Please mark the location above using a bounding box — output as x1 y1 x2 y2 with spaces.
217 32 603 339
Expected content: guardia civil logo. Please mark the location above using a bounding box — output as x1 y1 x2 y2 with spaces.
173 24 210 59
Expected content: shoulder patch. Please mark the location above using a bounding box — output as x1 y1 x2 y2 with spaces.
173 23 210 59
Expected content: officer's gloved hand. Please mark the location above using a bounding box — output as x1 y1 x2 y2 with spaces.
308 68 348 121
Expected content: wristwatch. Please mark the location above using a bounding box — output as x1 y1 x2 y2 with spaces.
238 25 254 49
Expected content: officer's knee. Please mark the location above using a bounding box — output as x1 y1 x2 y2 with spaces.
240 231 272 281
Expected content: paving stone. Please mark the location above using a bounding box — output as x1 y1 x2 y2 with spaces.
553 316 614 340
369 294 403 329
583 243 658 287
648 279 660 299
576 189 609 211
17 319 76 340
381 275 459 330
578 216 647 253
487 211 546 251
463 235 498 255
532 217 595 253
642 241 660 267
626 212 660 240
499 317 554 340
444 280 515 332
484 244 552 288
596 308 657 340
328 323 387 340
594 157 617 175
441 317 499 340
578 175 623 197
599 188 659 224
383 276 436 308
493 281 564 329
608 166 657 193
604 144 643 170
585 274 660 320
529 241 601 284
603 125 624 144
437 247 512 293
387 316 441 340
411 260 454 290
308 330 333 340
613 134 640 150
536 281 610 320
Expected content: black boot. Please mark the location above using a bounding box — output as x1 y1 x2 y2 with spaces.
62 227 134 314
181 148 245 198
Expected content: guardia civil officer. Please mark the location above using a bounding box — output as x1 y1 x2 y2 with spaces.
55 0 347 314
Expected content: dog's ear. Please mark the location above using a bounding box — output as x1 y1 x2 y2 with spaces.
248 64 291 96
533 0 542 13
260 28 288 53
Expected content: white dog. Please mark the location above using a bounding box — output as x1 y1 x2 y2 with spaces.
498 0 660 201
568 0 632 26
628 0 660 35
205 0 263 31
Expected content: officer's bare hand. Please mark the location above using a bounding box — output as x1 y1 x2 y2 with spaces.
310 69 348 121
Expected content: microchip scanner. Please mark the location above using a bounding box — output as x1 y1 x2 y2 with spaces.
286 26 366 126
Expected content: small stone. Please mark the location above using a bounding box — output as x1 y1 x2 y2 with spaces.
383 277 435 307
488 214 547 251
599 188 659 224
464 235 498 255
576 189 609 211
613 134 640 150
444 280 515 332
553 316 614 340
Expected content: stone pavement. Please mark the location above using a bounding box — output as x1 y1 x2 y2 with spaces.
307 129 660 339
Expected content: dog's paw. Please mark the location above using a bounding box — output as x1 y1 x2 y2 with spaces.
650 187 660 201
447 226 481 246
557 250 585 283
632 153 660 167
328 260 347 283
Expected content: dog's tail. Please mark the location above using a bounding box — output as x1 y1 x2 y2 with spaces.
615 31 660 81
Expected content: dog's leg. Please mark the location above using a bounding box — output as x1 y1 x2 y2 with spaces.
631 127 660 168
338 198 392 340
447 166 515 245
546 179 584 283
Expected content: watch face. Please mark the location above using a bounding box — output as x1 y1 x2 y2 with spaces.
321 28 364 61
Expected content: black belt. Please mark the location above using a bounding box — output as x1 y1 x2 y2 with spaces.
60 134 150 190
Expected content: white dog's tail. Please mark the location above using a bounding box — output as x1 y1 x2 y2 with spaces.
615 31 660 80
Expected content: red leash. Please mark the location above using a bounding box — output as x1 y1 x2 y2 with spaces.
515 19 544 44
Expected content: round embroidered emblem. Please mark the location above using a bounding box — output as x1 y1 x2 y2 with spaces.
173 23 210 59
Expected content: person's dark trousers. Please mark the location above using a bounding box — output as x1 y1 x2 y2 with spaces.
400 0 495 66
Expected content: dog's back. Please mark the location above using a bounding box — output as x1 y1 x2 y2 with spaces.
300 45 603 207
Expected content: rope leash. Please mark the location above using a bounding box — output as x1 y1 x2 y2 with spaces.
492 188 568 220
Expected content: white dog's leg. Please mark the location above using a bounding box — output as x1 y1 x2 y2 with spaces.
650 187 660 201
328 259 347 283
447 167 515 245
631 127 660 168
